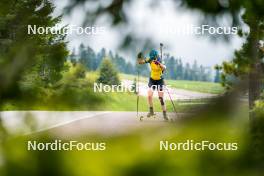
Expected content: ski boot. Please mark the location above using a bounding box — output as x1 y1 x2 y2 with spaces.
147 107 155 118
163 111 169 121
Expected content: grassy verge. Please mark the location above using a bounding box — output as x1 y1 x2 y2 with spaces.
166 80 225 94
94 92 194 112
1 71 212 112
1 91 193 112
120 73 225 94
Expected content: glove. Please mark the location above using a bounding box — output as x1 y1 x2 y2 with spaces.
137 52 143 59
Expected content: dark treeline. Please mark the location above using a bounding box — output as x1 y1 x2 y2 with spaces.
70 43 213 82
69 43 135 75
163 54 212 82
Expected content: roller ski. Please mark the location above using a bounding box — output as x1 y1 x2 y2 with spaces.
139 112 156 121
139 113 171 122
139 107 155 121
139 108 170 122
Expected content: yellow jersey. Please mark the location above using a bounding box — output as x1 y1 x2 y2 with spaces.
145 58 164 80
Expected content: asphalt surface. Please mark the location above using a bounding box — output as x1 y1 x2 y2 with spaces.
0 111 182 137
1 82 208 137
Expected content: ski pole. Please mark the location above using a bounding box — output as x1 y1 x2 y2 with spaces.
165 87 178 118
160 43 163 60
160 43 178 118
136 69 139 118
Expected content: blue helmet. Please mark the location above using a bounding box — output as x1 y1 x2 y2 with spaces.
149 49 159 60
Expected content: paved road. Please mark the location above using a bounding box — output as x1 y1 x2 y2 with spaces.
122 80 217 100
0 82 212 137
0 111 181 137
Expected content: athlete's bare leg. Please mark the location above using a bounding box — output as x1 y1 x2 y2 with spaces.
158 89 168 120
158 90 166 111
148 88 154 107
147 88 154 117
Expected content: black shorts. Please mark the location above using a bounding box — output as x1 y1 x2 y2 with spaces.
148 78 164 91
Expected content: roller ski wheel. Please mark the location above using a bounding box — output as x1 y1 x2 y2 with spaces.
165 116 175 123
147 112 156 118
163 115 169 122
139 114 156 121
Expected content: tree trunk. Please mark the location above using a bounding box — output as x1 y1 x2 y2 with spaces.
249 63 262 110
248 21 263 120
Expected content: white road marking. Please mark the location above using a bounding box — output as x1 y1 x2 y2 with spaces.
0 111 110 135
26 112 111 135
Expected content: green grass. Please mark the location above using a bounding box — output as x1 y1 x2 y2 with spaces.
166 80 225 94
120 73 225 94
93 92 193 112
1 91 192 112
1 71 214 111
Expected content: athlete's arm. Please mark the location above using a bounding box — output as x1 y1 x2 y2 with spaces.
155 61 166 71
137 52 151 64
159 63 166 71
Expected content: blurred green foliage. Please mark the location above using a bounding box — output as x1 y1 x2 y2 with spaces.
97 58 120 86
0 0 68 100
0 109 261 176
